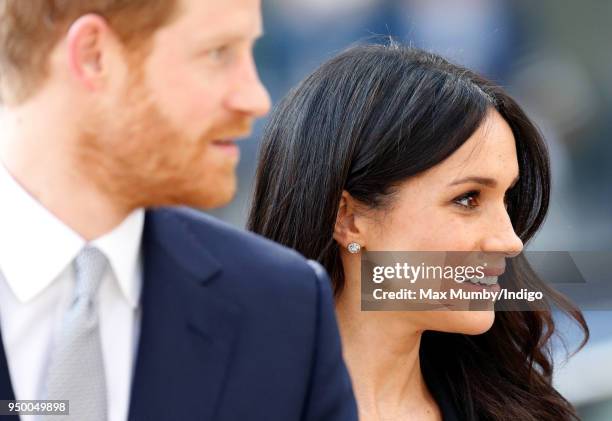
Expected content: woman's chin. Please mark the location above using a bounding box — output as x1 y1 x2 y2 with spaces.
456 310 496 335
432 310 496 335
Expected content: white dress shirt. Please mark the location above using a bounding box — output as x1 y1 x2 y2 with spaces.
0 163 144 421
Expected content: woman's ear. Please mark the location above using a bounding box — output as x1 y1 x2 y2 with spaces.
333 190 366 249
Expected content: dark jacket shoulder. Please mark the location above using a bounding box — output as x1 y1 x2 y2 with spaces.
145 206 326 301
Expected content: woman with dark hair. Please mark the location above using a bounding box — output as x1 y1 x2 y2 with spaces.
248 44 588 420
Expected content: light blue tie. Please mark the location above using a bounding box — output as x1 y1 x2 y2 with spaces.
44 246 108 421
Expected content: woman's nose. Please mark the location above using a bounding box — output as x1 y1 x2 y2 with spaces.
479 210 524 257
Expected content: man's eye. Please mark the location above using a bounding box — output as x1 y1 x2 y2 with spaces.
207 45 230 61
453 191 480 209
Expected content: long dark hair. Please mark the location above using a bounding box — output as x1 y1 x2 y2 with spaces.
248 44 588 420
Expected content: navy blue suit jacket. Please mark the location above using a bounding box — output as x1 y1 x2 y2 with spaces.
0 207 357 421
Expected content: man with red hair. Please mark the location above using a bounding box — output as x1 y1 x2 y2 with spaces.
0 1 357 420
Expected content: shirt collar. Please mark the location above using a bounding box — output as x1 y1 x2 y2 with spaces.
0 163 144 308
92 209 144 309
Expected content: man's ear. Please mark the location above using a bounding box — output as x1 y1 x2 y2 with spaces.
66 14 115 91
333 190 367 249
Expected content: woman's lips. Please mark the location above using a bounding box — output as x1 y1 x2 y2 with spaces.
482 266 505 277
463 265 505 287
460 279 501 293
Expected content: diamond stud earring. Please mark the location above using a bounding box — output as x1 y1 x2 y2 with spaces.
347 242 361 254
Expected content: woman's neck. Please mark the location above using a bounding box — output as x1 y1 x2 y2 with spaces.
336 294 441 420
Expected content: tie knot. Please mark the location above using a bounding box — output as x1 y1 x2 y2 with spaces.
73 246 108 300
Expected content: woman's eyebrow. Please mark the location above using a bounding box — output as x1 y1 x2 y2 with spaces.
449 175 519 188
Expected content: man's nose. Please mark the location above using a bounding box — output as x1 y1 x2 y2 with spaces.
225 56 271 118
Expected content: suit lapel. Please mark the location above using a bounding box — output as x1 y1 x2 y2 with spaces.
128 210 243 421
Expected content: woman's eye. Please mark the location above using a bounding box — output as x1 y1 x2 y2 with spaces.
453 191 480 209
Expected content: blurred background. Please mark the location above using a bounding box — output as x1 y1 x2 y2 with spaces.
209 0 612 418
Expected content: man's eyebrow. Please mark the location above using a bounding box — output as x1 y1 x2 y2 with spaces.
449 175 519 189
197 28 264 46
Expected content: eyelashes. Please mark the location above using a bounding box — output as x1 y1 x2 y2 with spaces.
452 190 512 210
453 190 480 209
